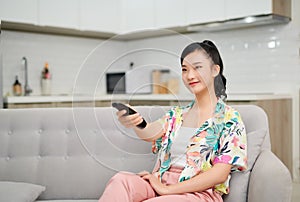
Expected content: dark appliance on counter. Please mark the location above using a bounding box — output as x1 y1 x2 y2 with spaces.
106 72 126 94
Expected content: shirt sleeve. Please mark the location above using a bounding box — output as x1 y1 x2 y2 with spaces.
213 110 248 172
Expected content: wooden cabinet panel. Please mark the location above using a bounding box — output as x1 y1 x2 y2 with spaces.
228 99 293 174
256 99 292 174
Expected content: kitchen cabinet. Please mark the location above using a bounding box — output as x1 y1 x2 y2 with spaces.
38 0 80 29
1 0 291 39
121 0 155 33
154 0 186 28
186 0 225 25
225 0 272 20
225 0 291 20
0 0 38 24
79 0 120 33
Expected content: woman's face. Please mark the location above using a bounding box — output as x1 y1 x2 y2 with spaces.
181 50 219 95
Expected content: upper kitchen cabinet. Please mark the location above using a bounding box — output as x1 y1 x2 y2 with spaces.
79 0 120 33
1 0 291 39
121 0 155 33
225 0 291 20
38 0 80 29
154 0 186 29
186 0 290 32
186 0 225 25
0 0 38 24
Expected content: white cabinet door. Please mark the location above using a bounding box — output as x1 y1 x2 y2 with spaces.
0 0 38 24
225 0 272 20
79 0 120 33
121 0 155 33
186 0 225 24
38 0 80 29
154 0 186 28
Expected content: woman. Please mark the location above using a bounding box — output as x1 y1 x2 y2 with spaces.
99 40 247 202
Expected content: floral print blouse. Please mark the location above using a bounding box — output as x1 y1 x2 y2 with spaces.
152 98 247 195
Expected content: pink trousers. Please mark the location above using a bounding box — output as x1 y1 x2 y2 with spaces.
98 166 223 202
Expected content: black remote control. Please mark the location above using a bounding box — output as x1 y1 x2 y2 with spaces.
112 102 147 129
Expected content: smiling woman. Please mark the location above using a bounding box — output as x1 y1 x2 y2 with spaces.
180 40 227 101
98 40 247 202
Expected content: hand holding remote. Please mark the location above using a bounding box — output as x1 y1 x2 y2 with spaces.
112 102 147 129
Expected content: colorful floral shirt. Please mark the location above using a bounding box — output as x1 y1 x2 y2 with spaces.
152 99 247 194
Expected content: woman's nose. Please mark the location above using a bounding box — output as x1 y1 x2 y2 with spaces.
187 69 196 80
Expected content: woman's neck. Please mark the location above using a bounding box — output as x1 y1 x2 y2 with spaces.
193 90 218 114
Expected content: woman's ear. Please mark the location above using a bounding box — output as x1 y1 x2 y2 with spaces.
212 65 220 77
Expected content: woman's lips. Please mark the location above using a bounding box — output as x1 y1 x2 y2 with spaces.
189 81 200 86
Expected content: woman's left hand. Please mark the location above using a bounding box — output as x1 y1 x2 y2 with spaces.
142 172 169 195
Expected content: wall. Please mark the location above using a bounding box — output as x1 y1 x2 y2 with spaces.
126 23 300 95
127 0 300 95
1 0 300 96
2 23 299 96
0 31 128 96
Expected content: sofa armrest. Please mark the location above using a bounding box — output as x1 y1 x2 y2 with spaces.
248 149 292 202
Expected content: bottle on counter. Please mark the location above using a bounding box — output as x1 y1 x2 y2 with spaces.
41 62 51 95
42 62 51 79
12 75 22 96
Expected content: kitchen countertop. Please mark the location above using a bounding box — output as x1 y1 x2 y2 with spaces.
3 93 293 104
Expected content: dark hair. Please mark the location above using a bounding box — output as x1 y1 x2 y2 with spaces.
180 40 227 100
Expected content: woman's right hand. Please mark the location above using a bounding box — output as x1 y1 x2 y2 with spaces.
116 105 165 142
116 108 144 128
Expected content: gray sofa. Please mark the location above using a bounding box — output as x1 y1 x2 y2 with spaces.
0 105 292 202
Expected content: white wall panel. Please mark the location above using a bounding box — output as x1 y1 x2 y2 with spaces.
1 20 300 96
0 0 38 24
38 0 80 29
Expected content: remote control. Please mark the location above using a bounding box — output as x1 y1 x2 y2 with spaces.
112 102 147 129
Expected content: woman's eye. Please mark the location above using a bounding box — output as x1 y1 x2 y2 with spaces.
195 66 202 69
182 68 187 72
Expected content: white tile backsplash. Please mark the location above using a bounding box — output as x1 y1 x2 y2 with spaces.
1 19 300 96
125 24 300 94
0 31 128 96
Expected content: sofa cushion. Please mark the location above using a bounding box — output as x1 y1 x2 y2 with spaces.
246 128 267 171
0 181 45 202
223 128 266 202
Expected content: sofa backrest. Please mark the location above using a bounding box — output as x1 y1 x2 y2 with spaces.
0 105 270 200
